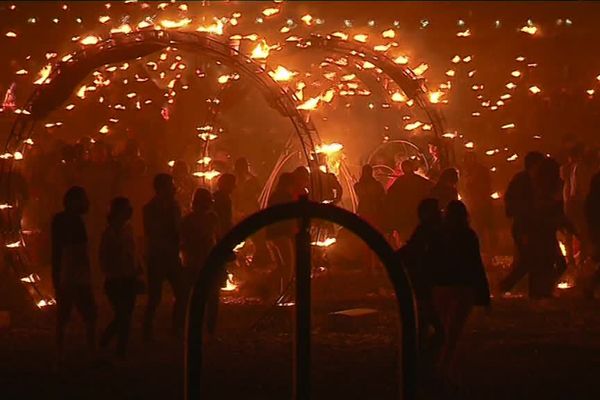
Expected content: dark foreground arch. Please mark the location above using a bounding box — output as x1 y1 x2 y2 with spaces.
185 200 418 400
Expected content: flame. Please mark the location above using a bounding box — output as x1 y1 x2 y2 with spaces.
491 192 501 199
296 96 320 111
99 125 109 134
320 89 335 103
404 121 423 131
557 281 573 290
198 132 218 141
520 25 538 35
5 241 21 248
98 15 110 24
511 70 522 77
37 298 56 308
465 142 475 149
316 143 343 154
428 91 444 104
391 91 407 102
5 31 17 38
80 35 100 45
34 64 52 85
382 29 396 38
262 7 279 16
301 14 313 25
250 40 271 59
110 24 132 34
197 156 212 165
221 273 238 292
268 65 297 82
0 204 14 210
529 85 541 94
233 241 246 252
501 123 516 129
193 170 221 180
20 273 40 283
446 69 456 77
559 241 567 257
160 18 192 29
197 20 224 35
331 32 348 40
412 63 429 76
353 34 368 43
507 154 518 162
312 237 337 247
457 29 471 37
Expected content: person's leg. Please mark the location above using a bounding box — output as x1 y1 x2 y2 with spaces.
144 263 163 340
500 225 528 293
100 280 119 348
56 288 73 359
74 285 97 353
166 262 184 334
116 279 136 357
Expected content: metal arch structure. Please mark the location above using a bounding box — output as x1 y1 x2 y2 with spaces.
367 139 431 173
293 34 454 168
185 200 418 400
1 30 325 310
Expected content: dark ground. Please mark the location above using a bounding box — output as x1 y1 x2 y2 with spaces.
1 285 599 400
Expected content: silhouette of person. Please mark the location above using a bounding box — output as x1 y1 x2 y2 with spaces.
180 188 221 333
52 186 97 359
292 166 310 199
433 200 490 382
584 172 600 298
213 173 236 235
528 157 574 297
266 173 297 290
354 164 385 230
385 159 433 243
397 198 444 364
172 160 196 214
142 173 183 340
232 157 261 220
99 197 138 357
461 152 494 253
429 168 459 212
499 151 546 294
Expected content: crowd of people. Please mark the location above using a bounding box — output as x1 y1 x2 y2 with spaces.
9 134 599 390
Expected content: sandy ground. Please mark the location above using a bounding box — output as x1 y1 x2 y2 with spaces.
1 288 599 400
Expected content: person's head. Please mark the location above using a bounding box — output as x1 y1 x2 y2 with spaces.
417 198 441 226
524 151 545 174
445 200 469 229
63 186 90 215
107 197 133 226
276 172 296 194
217 173 236 194
438 168 459 187
533 157 562 195
172 160 189 179
234 157 249 175
360 164 374 180
293 166 310 190
401 159 416 175
191 188 213 213
153 173 176 198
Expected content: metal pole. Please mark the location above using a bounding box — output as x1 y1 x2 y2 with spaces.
294 197 311 400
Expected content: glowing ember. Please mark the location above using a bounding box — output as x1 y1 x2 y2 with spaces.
511 70 522 78
353 34 368 43
491 192 501 199
196 156 212 166
501 123 516 129
20 273 40 283
0 204 14 210
5 31 17 38
393 55 409 65
99 125 109 134
5 241 21 248
456 28 471 37
221 273 238 292
320 89 335 103
34 64 52 85
262 7 279 17
382 29 396 38
268 65 297 82
404 121 423 131
316 143 343 154
110 24 132 34
312 237 337 247
233 241 246 252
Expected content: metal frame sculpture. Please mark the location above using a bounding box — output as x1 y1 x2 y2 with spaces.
1 30 323 310
185 200 418 400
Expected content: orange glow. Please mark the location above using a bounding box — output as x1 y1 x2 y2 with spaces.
296 96 320 110
221 273 238 291
34 64 52 85
316 143 343 154
382 29 396 38
391 91 407 102
160 18 192 29
312 237 337 247
262 7 279 16
412 63 429 76
428 91 444 104
520 25 538 35
393 55 409 65
250 40 271 59
110 24 132 34
529 85 541 94
193 170 221 180
80 35 100 45
491 192 501 199
353 34 368 43
197 20 224 35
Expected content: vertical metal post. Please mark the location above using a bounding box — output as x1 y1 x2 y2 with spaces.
294 197 311 400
